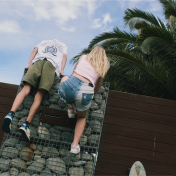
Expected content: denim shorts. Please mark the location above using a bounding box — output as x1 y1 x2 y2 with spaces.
58 75 94 111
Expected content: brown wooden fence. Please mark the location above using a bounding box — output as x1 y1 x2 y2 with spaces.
1 82 176 175
0 82 18 144
95 90 176 175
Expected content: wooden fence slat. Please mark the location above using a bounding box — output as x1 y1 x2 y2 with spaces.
99 142 168 164
100 133 154 151
97 152 176 174
102 123 176 146
0 87 17 98
0 82 18 90
108 90 176 108
105 106 176 127
0 105 12 114
101 133 176 155
0 121 4 139
94 171 169 176
107 97 176 117
104 115 171 135
0 97 15 107
95 162 129 175
94 171 114 176
95 161 172 175
168 155 176 165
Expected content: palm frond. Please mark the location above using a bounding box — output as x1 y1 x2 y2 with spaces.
124 8 161 29
159 0 176 19
88 27 138 48
105 49 176 99
169 15 176 33
137 25 174 47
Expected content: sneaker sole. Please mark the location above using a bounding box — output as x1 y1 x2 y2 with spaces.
19 128 30 142
70 148 80 154
1 118 11 133
70 150 80 154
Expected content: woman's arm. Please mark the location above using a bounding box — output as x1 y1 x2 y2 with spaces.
94 77 103 93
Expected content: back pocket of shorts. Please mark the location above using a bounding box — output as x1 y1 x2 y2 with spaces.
82 93 93 106
59 81 73 98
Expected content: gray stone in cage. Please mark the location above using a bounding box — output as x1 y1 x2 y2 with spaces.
83 127 92 136
9 167 19 176
19 147 33 161
11 118 18 132
90 110 104 121
1 147 18 159
45 158 66 174
27 158 45 174
81 153 93 161
80 135 87 145
89 120 102 133
0 158 10 172
4 138 18 147
37 126 50 139
10 158 27 170
88 135 99 147
94 94 103 105
69 167 84 176
41 147 59 158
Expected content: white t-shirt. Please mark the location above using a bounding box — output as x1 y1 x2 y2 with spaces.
32 39 68 76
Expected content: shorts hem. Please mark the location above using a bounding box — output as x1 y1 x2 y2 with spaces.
38 86 50 92
23 80 36 88
74 104 91 111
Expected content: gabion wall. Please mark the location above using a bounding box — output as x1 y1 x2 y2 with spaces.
0 76 110 176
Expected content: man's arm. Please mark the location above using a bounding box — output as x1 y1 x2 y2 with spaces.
94 77 103 93
26 47 38 68
60 53 67 75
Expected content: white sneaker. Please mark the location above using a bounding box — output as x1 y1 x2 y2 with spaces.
70 144 80 154
19 123 30 142
67 109 76 118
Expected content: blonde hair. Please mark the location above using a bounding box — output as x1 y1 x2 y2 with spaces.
87 46 110 77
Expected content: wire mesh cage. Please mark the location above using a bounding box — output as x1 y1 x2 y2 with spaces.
0 76 110 176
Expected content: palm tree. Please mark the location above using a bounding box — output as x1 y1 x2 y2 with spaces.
71 0 176 100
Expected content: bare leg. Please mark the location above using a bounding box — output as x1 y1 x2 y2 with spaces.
26 89 46 123
72 109 89 146
11 83 31 113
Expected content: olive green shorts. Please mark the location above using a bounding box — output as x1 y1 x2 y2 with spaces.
23 59 55 92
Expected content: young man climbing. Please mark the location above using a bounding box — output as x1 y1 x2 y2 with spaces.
2 39 67 142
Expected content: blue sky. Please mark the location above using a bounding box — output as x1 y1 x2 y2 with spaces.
0 0 164 85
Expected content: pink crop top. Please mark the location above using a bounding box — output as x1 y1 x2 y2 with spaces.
74 55 99 86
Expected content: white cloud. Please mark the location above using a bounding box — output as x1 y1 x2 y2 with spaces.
103 13 112 24
61 26 76 32
119 0 158 9
0 20 20 33
91 13 112 29
21 1 99 31
146 2 163 13
91 18 102 29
